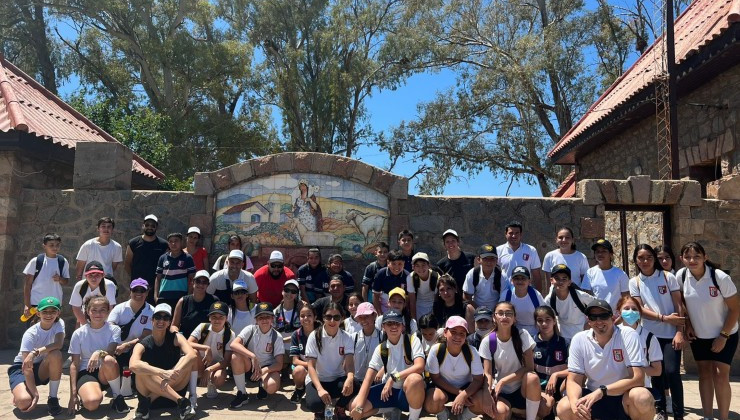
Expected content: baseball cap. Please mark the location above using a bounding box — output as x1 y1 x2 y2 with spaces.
194 270 210 281
585 299 613 315
445 315 469 333
388 287 407 300
355 302 377 317
511 266 530 279
153 303 172 316
130 278 149 290
84 261 105 275
474 307 493 321
228 249 244 260
187 226 201 235
442 229 459 240
144 214 158 223
591 238 614 253
284 279 300 290
208 301 228 317
550 264 571 277
382 309 403 324
268 250 284 263
411 252 429 264
37 296 61 311
232 280 248 291
478 244 497 258
255 302 274 317
328 253 343 262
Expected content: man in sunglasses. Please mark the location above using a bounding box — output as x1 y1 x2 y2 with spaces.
207 250 257 307
125 214 169 304
558 299 655 420
254 250 296 306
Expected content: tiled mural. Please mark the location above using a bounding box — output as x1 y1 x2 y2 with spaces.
215 173 390 259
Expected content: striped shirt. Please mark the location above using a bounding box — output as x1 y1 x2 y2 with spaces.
156 252 195 301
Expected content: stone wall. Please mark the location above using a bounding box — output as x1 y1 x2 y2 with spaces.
605 210 665 277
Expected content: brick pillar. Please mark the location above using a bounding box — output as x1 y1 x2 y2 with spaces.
0 151 22 347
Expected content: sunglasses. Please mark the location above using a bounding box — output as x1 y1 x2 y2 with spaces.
283 288 299 294
587 313 612 321
195 279 209 285
324 314 342 322
233 289 248 295
153 314 171 321
270 264 284 269
131 287 147 294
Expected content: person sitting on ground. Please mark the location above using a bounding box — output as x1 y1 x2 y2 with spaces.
172 270 219 338
532 305 570 420
290 305 321 403
70 261 117 326
187 301 235 406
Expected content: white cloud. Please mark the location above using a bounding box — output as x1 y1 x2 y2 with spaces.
325 180 341 188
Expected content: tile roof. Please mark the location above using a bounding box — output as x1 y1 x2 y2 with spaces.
0 56 164 180
550 170 576 198
549 0 740 162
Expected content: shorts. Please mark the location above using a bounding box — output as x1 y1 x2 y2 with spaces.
539 376 565 400
498 387 526 410
76 369 109 390
430 382 470 403
367 383 409 411
581 388 629 420
8 361 48 391
690 332 738 365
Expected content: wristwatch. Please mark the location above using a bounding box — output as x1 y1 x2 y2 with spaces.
720 330 731 339
355 406 364 413
599 385 608 397
391 372 402 382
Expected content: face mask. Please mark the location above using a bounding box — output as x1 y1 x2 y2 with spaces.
476 328 491 337
621 309 641 325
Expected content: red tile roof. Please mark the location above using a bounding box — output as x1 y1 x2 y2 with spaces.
550 170 576 198
0 56 164 180
549 0 740 162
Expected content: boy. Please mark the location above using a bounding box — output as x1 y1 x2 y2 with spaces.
398 230 416 273
75 217 122 279
188 301 235 405
23 233 69 320
467 307 494 349
373 251 408 314
500 266 545 337
362 242 389 302
154 233 196 309
544 264 594 342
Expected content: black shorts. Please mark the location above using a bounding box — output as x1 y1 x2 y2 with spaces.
690 332 738 365
430 382 470 403
8 361 48 391
76 369 109 390
539 376 565 400
498 387 526 410
581 388 629 420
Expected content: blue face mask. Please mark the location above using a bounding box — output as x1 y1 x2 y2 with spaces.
621 309 641 325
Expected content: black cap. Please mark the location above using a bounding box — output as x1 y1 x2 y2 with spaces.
83 260 105 275
591 239 614 253
208 301 228 317
382 309 404 324
585 299 613 315
550 264 571 277
474 306 493 321
511 266 530 279
255 302 274 317
478 244 497 258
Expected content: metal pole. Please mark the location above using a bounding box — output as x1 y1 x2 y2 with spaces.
666 0 680 179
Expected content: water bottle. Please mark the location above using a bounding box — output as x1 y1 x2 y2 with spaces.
120 369 133 397
324 401 335 420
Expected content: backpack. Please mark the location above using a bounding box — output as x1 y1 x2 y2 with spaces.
412 270 439 292
488 331 498 374
472 266 501 292
435 341 473 372
548 286 587 316
33 254 66 282
197 323 233 357
242 325 279 354
680 267 723 297
354 329 382 355
646 331 654 355
379 334 415 372
504 286 540 309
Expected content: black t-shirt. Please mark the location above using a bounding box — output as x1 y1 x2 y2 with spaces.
179 293 219 338
297 263 329 299
401 251 414 273
434 302 466 326
533 334 569 384
140 331 180 370
311 295 349 320
128 236 169 281
436 251 473 292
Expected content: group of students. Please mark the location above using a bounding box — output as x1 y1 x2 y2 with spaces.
10 221 739 420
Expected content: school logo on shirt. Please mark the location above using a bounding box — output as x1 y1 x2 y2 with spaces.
140 315 148 324
163 261 170 267
555 351 564 362
534 350 542 359
523 254 530 261
613 349 624 362
339 346 345 356
178 260 184 268
266 342 273 353
658 286 667 294
709 287 719 297
217 342 224 351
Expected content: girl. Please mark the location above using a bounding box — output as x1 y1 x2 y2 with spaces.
343 293 364 335
172 270 219 338
185 227 209 272
418 313 441 356
432 275 475 328
679 242 739 420
544 264 594 342
533 306 569 420
629 244 685 419
407 252 438 320
479 302 547 420
69 260 117 326
501 266 545 337
67 296 127 414
581 239 629 313
290 305 321 403
9 296 65 416
212 235 255 273
656 245 676 274
275 279 304 344
187 301 235 404
305 303 356 418
542 227 590 287
375 287 418 334
229 280 255 334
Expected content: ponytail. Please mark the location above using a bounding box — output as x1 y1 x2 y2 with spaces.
511 324 524 366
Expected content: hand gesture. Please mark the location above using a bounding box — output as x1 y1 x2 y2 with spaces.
663 313 685 327
342 376 354 396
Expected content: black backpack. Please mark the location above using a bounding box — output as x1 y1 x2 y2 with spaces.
379 334 415 372
680 267 723 297
435 341 473 371
33 253 66 281
472 266 502 292
197 323 233 357
412 270 439 292
549 285 587 315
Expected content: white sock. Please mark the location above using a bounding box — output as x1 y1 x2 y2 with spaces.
234 373 246 393
526 398 539 420
189 372 198 397
108 376 121 397
49 380 60 398
409 406 422 420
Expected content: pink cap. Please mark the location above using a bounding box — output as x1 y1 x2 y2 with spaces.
355 302 377 317
445 316 469 333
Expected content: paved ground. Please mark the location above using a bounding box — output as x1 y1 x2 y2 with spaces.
1 349 737 419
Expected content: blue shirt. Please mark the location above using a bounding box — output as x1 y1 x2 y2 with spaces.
156 252 195 301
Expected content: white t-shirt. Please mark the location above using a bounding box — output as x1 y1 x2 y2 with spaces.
69 278 117 307
107 301 154 342
629 270 681 339
497 243 542 282
406 271 437 319
237 325 285 367
76 238 123 275
68 323 121 371
567 325 645 391
542 250 590 287
375 316 418 334
500 287 545 337
15 319 66 363
213 255 254 272
304 327 355 384
352 328 382 380
343 317 362 336
636 325 662 388
544 289 595 340
478 329 535 394
679 266 738 338
23 255 70 305
368 335 424 389
581 266 629 312
229 307 256 336
427 343 484 389
191 323 236 363
207 269 258 295
462 267 501 310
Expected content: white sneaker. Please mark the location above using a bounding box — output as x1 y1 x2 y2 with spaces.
665 395 673 414
189 395 198 410
207 383 218 399
460 408 476 420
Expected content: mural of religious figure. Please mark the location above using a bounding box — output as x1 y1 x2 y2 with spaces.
292 179 323 231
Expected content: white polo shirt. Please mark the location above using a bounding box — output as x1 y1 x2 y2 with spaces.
497 242 542 282
542 250 590 287
352 328 382 380
191 323 236 363
581 266 629 312
76 238 123 276
679 266 738 339
629 270 681 339
462 267 501 310
368 335 424 389
478 329 535 394
568 325 645 391
207 269 258 295
236 324 285 367
304 327 355 384
427 343 484 389
544 289 594 340
69 278 117 307
107 301 154 342
636 325 662 388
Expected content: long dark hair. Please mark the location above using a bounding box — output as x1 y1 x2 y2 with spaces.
557 226 577 250
655 245 676 270
494 301 524 365
632 244 663 275
533 305 560 337
433 274 464 319
679 241 720 270
315 302 344 354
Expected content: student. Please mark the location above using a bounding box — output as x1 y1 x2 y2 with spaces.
184 227 209 272
230 302 285 407
75 217 123 279
679 242 738 420
208 249 258 307
69 261 117 326
351 303 382 391
350 309 426 420
213 234 254 272
188 301 235 405
425 316 494 420
275 279 304 343
22 233 69 321
398 229 416 273
9 296 65 415
497 221 543 291
362 242 389 302
129 303 197 420
154 233 196 309
433 274 475 327
417 313 441 356
343 293 364 335
298 248 330 301
373 250 409 314
67 296 128 414
467 306 494 350
479 301 546 420
629 244 685 419
304 303 356 418
172 270 219 338
325 253 356 296
229 280 256 334
500 266 545 337
463 244 502 310
543 264 594 342
655 245 676 274
290 305 320 403
532 305 569 420
107 278 153 385
581 238 629 313
375 287 418 334
436 229 474 291
407 252 438 321
542 227 589 288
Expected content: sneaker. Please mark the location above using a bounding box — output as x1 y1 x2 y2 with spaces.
666 396 673 414
655 411 667 420
460 408 476 420
290 387 305 403
207 382 218 399
111 395 130 414
47 397 62 416
437 408 450 420
383 408 401 420
230 391 249 408
178 397 195 420
189 394 198 410
256 386 268 400
134 396 150 419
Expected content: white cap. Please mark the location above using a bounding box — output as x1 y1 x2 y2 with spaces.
194 270 210 280
187 226 201 235
442 229 459 239
284 279 300 290
144 214 158 223
232 280 248 291
268 250 284 263
153 303 172 316
228 250 244 260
